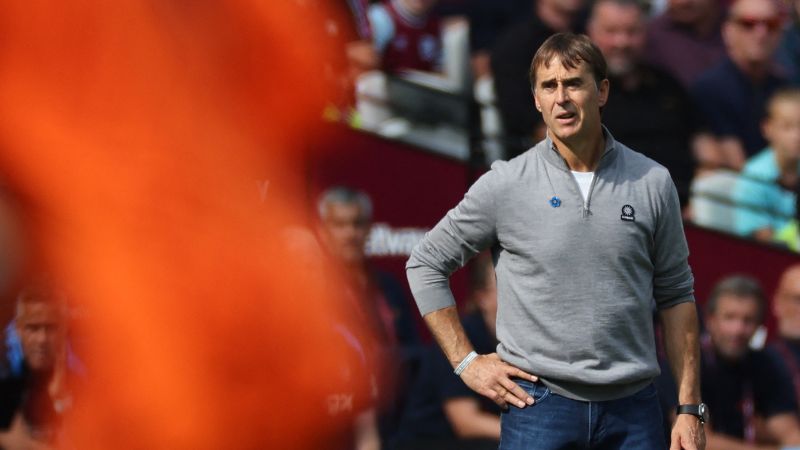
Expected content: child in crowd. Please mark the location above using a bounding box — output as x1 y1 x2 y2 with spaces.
733 88 800 242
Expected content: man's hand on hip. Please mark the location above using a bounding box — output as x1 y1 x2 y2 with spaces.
460 352 538 409
670 414 705 450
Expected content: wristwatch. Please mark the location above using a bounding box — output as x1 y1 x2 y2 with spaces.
677 403 709 424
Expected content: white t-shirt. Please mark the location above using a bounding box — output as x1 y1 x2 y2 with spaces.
571 171 595 202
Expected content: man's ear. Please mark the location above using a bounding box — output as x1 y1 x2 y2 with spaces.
532 90 541 111
597 79 610 107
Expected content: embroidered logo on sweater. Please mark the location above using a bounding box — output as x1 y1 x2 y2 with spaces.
621 205 635 222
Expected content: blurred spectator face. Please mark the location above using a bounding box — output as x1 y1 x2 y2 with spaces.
723 0 783 68
400 0 438 16
775 266 800 339
707 293 761 360
667 0 715 26
764 96 800 162
319 201 370 266
16 301 66 373
588 1 646 77
533 58 609 145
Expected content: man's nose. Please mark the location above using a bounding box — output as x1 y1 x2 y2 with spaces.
555 84 569 104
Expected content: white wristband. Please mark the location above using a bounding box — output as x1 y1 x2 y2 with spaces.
454 351 479 376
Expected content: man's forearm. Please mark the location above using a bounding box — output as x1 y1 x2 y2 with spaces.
424 306 537 410
660 301 702 404
423 306 474 367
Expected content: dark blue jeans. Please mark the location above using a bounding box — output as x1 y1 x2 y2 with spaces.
499 380 666 450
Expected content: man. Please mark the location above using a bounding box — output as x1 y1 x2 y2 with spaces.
644 0 726 89
316 187 420 353
587 0 701 206
0 284 78 450
407 33 704 449
395 254 500 450
674 276 800 449
490 0 587 158
317 186 422 447
691 0 786 171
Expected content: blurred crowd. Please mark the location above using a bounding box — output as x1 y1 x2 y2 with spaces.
327 0 800 253
2 176 800 448
6 0 800 448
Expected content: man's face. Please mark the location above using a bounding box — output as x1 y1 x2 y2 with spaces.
723 0 783 68
775 269 800 339
588 2 646 77
764 99 800 162
16 302 66 372
668 0 715 26
533 57 609 145
319 202 370 266
707 294 761 360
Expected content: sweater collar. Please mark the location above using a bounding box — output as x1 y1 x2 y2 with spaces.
540 125 618 172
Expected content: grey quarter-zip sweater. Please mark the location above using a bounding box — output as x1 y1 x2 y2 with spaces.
406 127 694 402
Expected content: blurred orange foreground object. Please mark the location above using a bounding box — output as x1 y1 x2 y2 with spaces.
0 1 366 449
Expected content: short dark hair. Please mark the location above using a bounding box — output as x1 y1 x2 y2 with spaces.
529 33 608 90
705 275 766 321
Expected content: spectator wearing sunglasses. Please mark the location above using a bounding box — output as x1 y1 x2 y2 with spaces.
690 0 787 172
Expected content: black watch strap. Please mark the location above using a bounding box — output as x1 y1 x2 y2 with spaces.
677 403 708 424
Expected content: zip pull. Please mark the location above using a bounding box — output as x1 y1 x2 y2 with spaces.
582 203 590 218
